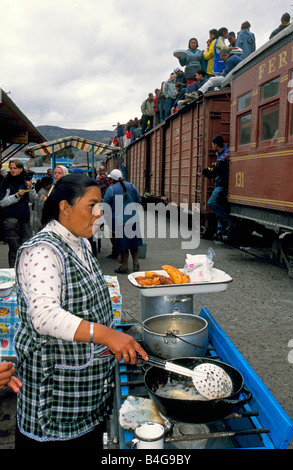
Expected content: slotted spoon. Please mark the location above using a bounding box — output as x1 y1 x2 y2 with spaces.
141 355 233 399
192 362 233 399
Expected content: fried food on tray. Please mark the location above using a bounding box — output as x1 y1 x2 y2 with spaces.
137 277 161 286
157 275 173 285
135 265 189 286
161 265 190 284
145 271 158 278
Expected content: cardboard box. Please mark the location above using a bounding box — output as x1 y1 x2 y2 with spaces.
0 322 19 357
104 275 122 325
0 291 19 323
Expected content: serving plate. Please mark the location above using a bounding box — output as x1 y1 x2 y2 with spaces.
128 268 232 297
173 49 188 59
229 47 243 55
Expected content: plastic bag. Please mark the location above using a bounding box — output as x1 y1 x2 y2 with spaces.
184 248 215 282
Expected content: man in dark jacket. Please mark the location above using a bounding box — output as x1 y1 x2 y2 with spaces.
203 135 233 241
269 12 291 39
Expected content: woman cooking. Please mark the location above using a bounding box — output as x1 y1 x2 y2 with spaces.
14 173 148 448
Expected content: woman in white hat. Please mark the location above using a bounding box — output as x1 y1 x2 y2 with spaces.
103 169 143 274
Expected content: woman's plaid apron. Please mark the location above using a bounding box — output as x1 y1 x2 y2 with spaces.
14 231 116 441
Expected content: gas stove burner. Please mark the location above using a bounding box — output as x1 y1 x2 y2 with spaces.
171 423 210 449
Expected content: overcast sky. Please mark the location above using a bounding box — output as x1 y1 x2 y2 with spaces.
1 0 292 132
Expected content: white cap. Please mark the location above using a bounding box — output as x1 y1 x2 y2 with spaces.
108 169 123 181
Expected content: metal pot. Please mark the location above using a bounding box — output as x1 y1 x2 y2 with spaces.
144 357 252 424
140 294 193 321
142 313 208 359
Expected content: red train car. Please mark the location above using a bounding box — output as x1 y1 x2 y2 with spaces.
225 24 293 273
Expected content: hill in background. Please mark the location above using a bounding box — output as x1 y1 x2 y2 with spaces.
37 125 115 145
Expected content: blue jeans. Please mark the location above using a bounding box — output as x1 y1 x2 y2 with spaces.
158 101 165 122
164 98 175 120
208 186 232 234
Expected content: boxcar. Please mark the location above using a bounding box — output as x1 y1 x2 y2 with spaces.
116 90 231 234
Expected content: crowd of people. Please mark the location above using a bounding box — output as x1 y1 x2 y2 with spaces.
111 13 291 147
0 161 72 267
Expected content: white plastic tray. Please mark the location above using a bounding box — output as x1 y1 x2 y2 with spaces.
128 268 232 297
173 49 188 58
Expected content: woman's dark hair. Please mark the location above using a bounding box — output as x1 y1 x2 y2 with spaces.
218 27 228 37
209 29 218 38
42 173 99 225
114 180 127 200
188 37 198 48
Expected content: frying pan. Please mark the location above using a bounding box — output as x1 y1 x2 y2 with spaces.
144 357 252 424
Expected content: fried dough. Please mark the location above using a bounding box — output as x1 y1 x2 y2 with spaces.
161 265 190 284
135 266 188 286
137 277 161 286
145 271 160 278
136 273 174 286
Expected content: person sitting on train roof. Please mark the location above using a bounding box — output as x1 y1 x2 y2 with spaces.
269 12 291 39
184 49 242 102
203 29 218 77
187 70 208 94
202 135 233 242
173 70 208 110
235 21 256 59
171 82 187 113
173 67 187 86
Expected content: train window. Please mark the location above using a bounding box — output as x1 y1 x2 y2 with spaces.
260 103 279 141
260 77 279 102
238 92 252 111
239 113 252 145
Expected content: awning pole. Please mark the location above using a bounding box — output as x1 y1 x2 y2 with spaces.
92 148 95 179
51 147 55 179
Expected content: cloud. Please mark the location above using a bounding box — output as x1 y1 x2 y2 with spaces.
0 0 291 130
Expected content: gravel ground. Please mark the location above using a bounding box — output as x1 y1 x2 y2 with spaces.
0 214 292 449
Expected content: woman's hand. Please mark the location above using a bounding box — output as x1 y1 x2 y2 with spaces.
103 328 148 364
74 321 149 365
0 362 22 393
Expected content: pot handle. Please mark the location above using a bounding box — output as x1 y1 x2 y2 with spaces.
221 386 252 406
